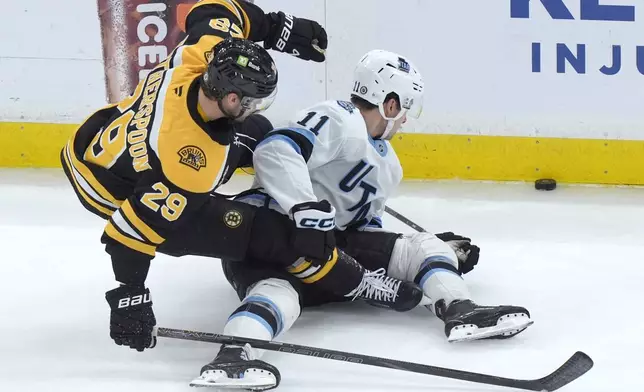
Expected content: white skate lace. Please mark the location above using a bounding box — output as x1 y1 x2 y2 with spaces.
220 344 256 361
241 343 258 361
346 268 401 303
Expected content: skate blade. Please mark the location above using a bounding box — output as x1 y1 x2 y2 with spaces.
190 369 276 391
448 313 534 343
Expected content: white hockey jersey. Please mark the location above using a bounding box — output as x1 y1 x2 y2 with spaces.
251 100 403 230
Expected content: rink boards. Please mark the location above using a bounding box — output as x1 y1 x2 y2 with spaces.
2 0 644 184
1 121 643 185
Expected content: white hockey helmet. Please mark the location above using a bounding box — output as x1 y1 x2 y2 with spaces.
352 49 424 139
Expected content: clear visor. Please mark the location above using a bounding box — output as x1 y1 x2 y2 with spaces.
240 88 277 115
401 94 423 119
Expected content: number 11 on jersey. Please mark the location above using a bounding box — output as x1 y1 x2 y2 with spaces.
297 112 329 135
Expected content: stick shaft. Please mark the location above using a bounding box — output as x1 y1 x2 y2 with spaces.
384 206 426 232
156 327 577 391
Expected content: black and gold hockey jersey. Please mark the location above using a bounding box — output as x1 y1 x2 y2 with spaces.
61 0 273 259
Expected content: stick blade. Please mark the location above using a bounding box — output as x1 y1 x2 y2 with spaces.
532 351 594 392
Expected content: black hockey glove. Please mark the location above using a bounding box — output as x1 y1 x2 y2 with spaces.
435 232 480 275
265 11 328 62
291 200 336 264
105 285 157 352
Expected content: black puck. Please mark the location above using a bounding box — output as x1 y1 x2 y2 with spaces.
535 178 557 191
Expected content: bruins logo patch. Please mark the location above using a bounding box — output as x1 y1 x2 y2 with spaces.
178 146 207 171
223 210 243 228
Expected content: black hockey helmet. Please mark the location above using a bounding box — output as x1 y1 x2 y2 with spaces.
201 37 278 118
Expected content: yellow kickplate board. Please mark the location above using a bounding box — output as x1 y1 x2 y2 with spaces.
2 122 643 185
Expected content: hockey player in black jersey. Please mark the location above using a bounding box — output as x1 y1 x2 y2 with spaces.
61 0 423 355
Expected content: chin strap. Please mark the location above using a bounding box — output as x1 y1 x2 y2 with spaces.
377 104 407 140
380 119 396 140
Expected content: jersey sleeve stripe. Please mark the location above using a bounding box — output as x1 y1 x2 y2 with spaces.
111 210 146 242
66 138 121 208
188 0 250 37
61 148 115 219
258 127 316 162
275 127 316 145
65 145 119 210
62 145 116 215
230 0 251 37
260 134 302 155
189 0 240 21
120 200 165 245
104 221 157 256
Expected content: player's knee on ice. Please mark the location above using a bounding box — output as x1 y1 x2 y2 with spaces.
388 233 471 313
224 278 301 357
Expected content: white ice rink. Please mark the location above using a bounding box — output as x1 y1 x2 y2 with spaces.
1 169 642 392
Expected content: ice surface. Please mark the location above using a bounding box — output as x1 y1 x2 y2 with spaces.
1 169 642 391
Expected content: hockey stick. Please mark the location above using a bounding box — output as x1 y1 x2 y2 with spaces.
385 206 426 232
156 327 593 391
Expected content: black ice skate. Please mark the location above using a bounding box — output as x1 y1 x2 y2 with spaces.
346 268 424 312
437 299 533 343
190 344 280 390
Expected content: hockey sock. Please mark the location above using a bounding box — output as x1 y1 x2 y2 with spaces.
414 255 471 316
287 248 364 295
224 279 301 358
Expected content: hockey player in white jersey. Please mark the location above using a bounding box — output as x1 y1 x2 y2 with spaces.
190 50 533 390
